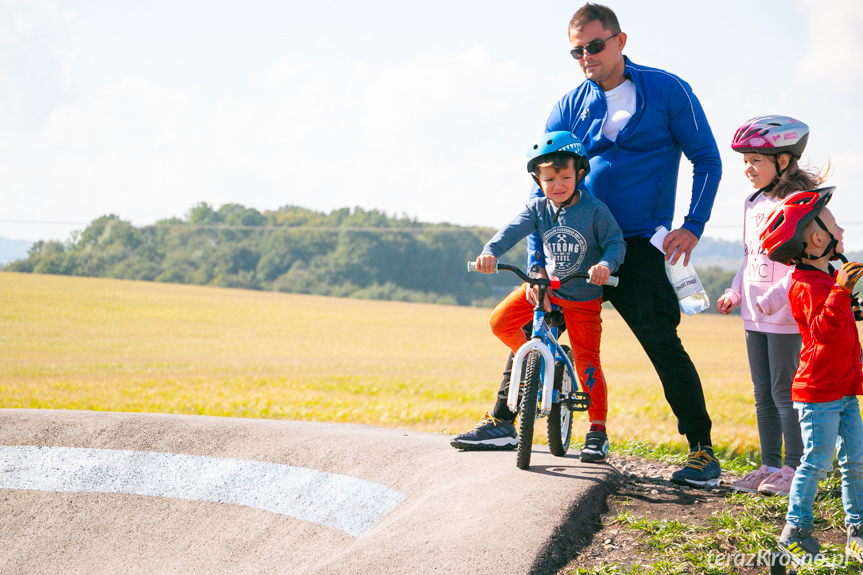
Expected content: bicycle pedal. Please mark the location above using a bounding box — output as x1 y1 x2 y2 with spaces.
562 391 591 412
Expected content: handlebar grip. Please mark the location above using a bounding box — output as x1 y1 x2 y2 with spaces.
583 276 619 286
467 261 498 273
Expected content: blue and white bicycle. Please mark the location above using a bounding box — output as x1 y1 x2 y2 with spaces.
468 261 618 469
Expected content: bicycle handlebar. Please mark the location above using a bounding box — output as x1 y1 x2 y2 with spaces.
467 261 619 287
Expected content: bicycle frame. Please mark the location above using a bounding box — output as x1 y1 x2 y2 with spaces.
507 307 577 415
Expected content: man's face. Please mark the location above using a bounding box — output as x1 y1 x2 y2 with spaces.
569 20 627 91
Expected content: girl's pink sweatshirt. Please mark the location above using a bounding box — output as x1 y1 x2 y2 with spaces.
723 190 799 334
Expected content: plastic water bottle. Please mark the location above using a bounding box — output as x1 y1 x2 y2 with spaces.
651 226 710 316
665 258 710 316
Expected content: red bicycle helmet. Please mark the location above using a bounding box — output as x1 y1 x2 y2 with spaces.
732 115 809 158
759 187 834 264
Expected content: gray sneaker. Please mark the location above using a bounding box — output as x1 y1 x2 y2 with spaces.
778 523 822 566
847 524 863 563
450 412 517 451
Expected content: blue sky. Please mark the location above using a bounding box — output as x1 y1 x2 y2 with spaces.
2 0 862 248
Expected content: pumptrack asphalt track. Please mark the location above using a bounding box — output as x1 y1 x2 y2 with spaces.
0 409 619 575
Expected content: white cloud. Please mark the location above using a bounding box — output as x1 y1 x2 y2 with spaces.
0 0 74 129
788 0 863 249
795 0 863 94
0 0 43 44
2 46 554 241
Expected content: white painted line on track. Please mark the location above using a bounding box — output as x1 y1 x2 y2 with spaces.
0 446 404 538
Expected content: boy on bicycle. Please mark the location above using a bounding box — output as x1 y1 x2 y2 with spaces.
451 131 625 462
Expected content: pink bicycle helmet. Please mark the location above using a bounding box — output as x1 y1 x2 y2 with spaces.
731 115 810 158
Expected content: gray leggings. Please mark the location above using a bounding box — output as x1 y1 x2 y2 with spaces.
745 330 803 468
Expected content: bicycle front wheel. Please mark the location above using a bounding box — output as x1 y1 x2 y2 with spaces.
516 351 542 470
547 345 574 456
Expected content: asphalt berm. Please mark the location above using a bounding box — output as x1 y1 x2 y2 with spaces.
0 409 619 575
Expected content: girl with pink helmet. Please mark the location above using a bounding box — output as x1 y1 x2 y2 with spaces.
718 115 829 496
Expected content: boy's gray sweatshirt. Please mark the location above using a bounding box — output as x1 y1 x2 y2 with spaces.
482 192 626 302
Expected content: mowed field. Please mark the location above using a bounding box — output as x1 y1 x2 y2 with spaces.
2 272 763 455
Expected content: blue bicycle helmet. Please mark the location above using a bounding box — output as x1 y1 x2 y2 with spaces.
526 131 590 177
526 131 590 220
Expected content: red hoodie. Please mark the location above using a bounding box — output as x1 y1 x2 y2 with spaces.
789 265 863 403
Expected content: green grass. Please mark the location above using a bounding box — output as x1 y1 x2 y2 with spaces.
608 484 862 575
570 502 860 574
566 472 863 574
0 271 764 453
0 272 505 431
567 442 863 574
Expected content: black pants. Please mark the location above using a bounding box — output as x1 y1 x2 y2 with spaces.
492 238 713 447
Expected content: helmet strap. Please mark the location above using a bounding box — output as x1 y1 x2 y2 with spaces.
551 189 581 222
762 154 795 194
762 181 778 194
800 216 839 261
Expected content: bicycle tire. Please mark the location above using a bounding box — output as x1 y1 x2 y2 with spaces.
516 351 542 470
547 345 574 456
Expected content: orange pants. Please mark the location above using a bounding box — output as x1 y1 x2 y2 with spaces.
487 284 608 422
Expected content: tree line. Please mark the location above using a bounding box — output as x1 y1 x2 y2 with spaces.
5 202 735 311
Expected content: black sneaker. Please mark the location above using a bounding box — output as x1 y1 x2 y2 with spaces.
778 523 822 566
669 444 721 487
580 430 609 463
450 412 517 451
847 524 863 563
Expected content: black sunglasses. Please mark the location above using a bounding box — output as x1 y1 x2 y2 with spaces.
570 33 619 60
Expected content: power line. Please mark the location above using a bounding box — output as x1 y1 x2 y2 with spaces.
6 218 863 234
0 220 488 233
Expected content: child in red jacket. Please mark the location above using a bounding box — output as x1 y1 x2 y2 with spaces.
760 187 863 567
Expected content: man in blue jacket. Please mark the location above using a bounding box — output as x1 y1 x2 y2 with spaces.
453 3 723 487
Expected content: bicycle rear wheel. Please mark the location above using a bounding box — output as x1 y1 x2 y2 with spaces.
516 351 542 470
547 345 574 456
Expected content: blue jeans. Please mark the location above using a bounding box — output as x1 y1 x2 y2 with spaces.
786 396 863 529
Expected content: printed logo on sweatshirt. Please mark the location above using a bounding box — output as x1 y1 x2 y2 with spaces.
542 226 587 277
746 205 777 283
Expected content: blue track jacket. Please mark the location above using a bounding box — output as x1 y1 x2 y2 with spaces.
528 57 721 269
